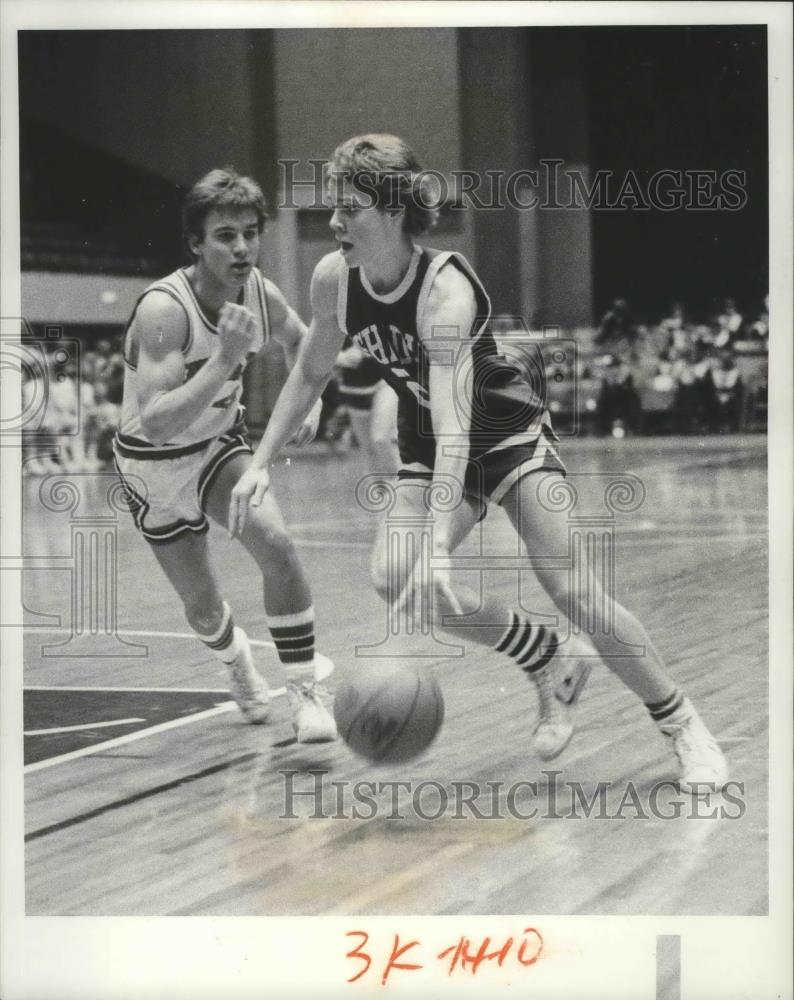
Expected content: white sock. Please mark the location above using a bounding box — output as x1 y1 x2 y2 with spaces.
195 602 241 664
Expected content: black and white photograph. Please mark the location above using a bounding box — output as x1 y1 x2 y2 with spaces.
1 2 791 998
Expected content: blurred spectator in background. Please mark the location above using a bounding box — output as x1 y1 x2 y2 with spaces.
746 294 769 345
711 297 744 349
89 380 122 468
22 358 59 475
709 350 744 433
77 354 101 471
596 297 636 350
94 337 125 405
671 339 716 434
594 352 641 437
592 298 641 435
46 352 87 471
24 350 83 473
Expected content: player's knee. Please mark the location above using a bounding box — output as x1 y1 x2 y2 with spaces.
370 551 405 603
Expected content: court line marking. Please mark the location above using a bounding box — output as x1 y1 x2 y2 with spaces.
23 686 288 773
25 718 144 735
24 683 288 697
295 539 371 549
290 531 765 551
23 627 276 650
23 628 295 770
26 685 233 693
25 752 260 842
24 703 237 772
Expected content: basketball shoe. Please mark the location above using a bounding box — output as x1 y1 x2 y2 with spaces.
287 682 338 743
286 652 338 743
226 627 270 724
528 638 593 760
658 699 729 794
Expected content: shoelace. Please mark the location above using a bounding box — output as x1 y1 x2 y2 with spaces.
289 681 330 703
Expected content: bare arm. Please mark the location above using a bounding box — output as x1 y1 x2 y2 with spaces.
135 292 255 446
228 253 347 534
250 255 347 470
419 266 478 555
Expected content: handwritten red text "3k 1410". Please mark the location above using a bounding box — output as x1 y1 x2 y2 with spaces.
345 928 544 984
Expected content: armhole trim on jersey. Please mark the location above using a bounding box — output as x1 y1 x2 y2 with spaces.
176 268 217 337
416 252 492 341
337 259 350 336
415 251 452 336
125 283 192 365
254 269 271 345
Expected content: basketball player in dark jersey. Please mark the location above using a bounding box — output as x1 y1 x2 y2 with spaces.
230 136 728 791
114 168 336 743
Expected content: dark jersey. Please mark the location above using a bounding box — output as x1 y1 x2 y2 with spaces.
336 246 551 461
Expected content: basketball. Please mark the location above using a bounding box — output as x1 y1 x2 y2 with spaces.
333 663 445 762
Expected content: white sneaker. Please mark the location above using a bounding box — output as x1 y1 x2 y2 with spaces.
659 702 729 794
530 664 575 760
226 627 270 724
287 681 338 743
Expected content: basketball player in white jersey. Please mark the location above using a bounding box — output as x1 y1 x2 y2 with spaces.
229 136 728 791
114 168 336 743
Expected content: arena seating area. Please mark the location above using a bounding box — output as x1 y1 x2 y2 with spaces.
537 297 769 437
21 290 769 476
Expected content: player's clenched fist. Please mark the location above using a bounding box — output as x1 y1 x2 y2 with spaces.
217 302 257 365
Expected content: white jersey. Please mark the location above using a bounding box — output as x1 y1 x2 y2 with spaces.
118 267 270 454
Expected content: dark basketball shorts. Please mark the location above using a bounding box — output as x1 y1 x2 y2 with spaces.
112 421 252 545
396 405 566 518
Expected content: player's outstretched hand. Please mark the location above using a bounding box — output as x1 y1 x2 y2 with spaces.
228 467 271 536
288 398 323 447
217 302 257 366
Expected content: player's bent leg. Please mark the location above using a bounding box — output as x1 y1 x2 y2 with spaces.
204 451 312 615
369 479 478 605
503 471 728 788
503 470 683 702
204 452 336 742
148 531 269 724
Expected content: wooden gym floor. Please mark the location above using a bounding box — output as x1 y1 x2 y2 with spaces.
21 434 768 916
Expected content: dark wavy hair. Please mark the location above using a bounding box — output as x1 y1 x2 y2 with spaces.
327 134 440 236
182 168 268 253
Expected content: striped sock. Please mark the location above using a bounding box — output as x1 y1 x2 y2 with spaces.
195 601 240 664
494 611 559 675
268 607 315 668
646 688 687 725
